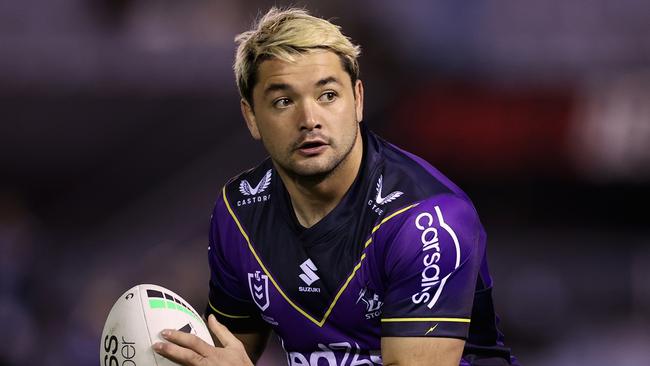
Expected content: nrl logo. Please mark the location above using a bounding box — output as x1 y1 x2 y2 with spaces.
248 271 270 311
368 174 403 215
237 169 272 207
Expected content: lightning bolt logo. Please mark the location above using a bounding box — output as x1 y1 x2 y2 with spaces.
425 323 438 335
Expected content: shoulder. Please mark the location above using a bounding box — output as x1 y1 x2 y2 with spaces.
207 158 277 230
222 158 275 207
209 158 275 240
376 193 482 269
364 131 476 221
372 132 469 204
366 132 485 272
369 192 485 322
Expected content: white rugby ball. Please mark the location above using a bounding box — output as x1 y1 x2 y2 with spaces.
101 284 215 366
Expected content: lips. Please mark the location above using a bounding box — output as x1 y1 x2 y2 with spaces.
299 140 326 149
296 138 329 156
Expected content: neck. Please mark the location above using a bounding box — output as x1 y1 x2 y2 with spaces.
278 131 363 228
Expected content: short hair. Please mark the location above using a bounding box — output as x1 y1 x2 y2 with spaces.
234 7 361 106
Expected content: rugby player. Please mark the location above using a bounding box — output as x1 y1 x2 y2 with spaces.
153 7 519 366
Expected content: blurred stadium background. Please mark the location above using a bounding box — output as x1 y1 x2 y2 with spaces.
1 0 649 365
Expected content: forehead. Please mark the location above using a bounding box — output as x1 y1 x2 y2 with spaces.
255 50 351 91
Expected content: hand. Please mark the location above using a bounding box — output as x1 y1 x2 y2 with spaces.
153 314 253 366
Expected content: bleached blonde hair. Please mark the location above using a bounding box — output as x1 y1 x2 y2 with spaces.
234 7 361 106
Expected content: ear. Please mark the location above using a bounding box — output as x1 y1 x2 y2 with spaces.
240 99 261 140
354 79 364 123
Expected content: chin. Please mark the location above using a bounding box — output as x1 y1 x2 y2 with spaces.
291 165 333 178
289 159 339 178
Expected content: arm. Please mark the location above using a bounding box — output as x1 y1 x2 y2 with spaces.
377 194 484 365
203 313 270 364
230 328 271 364
381 337 465 366
153 314 256 366
207 192 273 363
154 193 272 365
156 321 271 365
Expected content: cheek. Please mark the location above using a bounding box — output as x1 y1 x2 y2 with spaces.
332 99 353 115
259 121 293 152
325 101 355 128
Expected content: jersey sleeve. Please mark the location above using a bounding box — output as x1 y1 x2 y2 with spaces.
204 194 267 332
378 193 484 339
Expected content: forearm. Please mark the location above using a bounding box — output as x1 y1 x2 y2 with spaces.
233 330 271 364
381 337 465 366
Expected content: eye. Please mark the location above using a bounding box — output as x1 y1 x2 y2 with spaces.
318 91 337 103
273 97 292 109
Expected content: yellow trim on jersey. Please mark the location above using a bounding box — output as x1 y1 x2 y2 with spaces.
373 203 419 234
222 186 419 327
381 317 471 323
365 203 419 248
321 252 367 323
223 187 321 325
208 300 251 319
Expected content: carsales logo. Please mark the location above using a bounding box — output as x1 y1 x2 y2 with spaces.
410 206 461 309
288 342 382 366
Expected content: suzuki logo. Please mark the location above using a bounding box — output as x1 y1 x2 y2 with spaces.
298 259 319 286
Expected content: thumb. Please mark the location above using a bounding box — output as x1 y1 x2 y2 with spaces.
207 314 242 349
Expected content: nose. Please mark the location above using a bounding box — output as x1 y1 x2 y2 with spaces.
298 100 321 131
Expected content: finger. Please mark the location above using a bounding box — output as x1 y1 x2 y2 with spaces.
207 314 243 349
152 340 204 366
159 329 215 357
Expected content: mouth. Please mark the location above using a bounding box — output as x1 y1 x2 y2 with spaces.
296 139 329 156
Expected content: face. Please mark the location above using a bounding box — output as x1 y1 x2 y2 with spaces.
241 50 364 179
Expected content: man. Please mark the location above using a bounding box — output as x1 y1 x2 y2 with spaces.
154 7 518 366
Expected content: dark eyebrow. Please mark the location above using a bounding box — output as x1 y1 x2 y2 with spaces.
263 83 292 96
263 77 341 97
316 76 340 87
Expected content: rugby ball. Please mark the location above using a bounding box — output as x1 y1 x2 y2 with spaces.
101 284 215 366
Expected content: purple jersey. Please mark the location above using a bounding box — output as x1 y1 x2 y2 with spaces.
206 124 518 365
